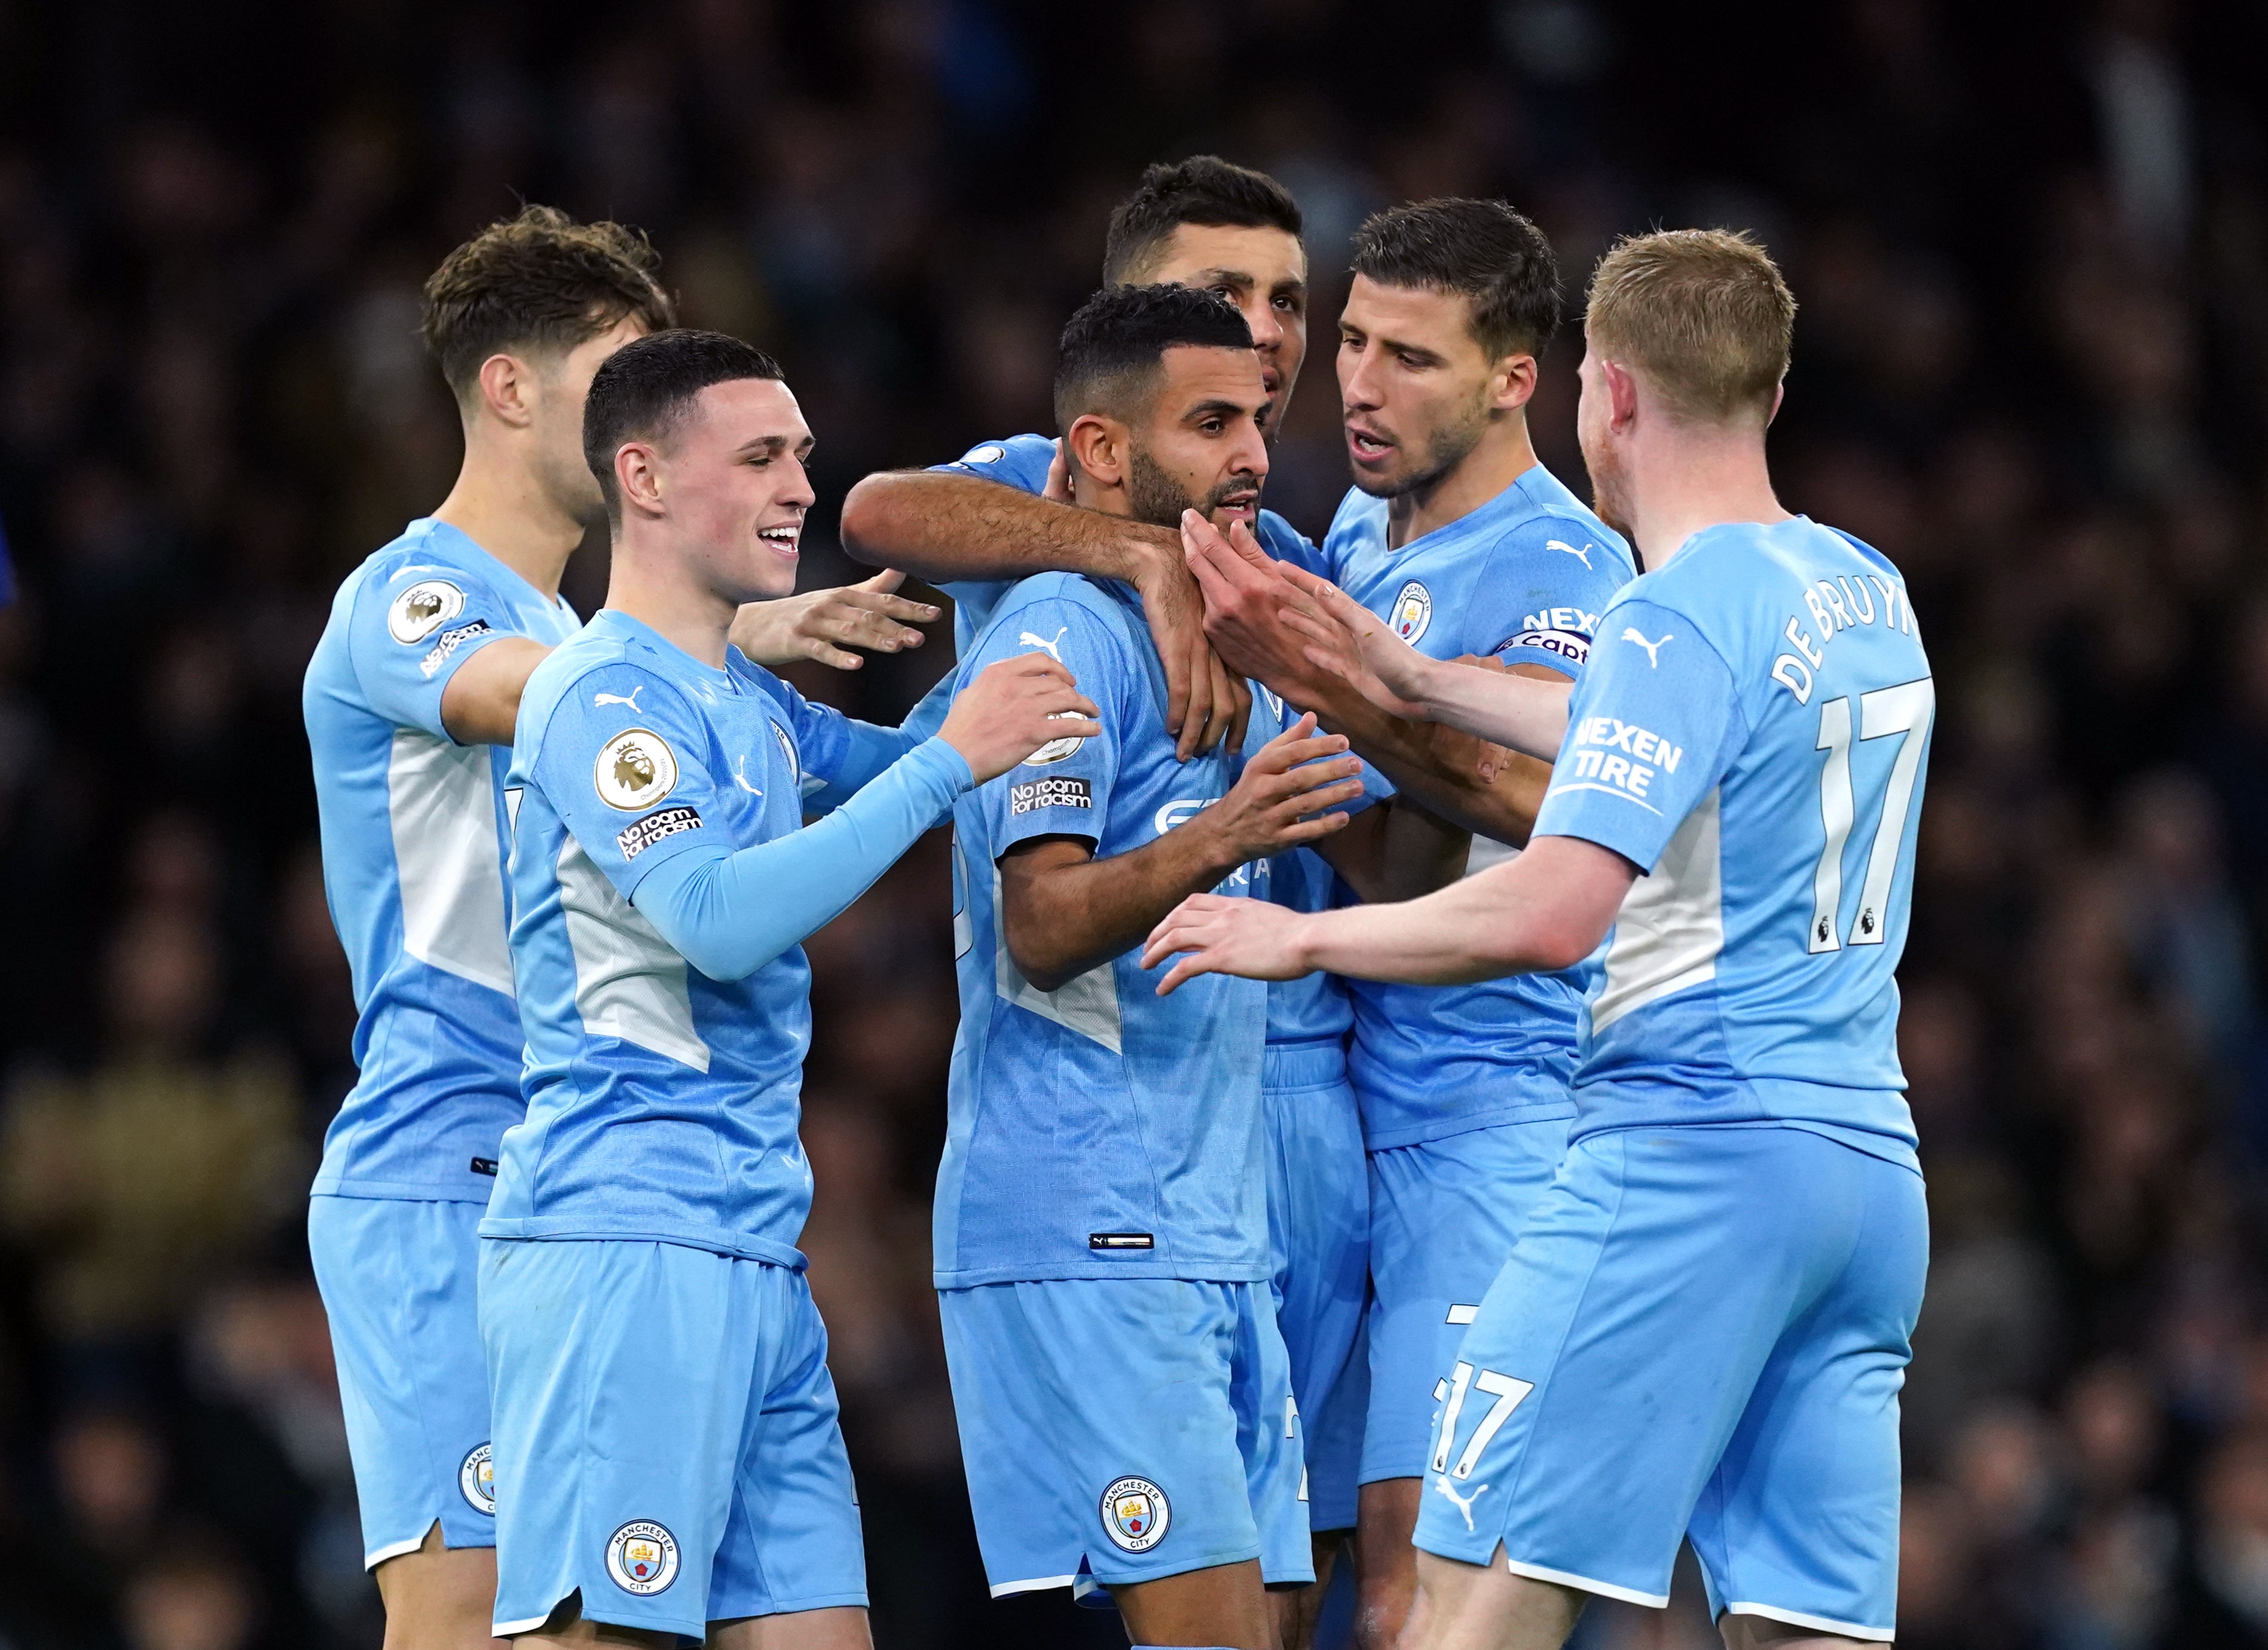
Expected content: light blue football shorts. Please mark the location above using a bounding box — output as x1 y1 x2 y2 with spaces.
308 1193 496 1566
1262 1038 1370 1535
939 1276 1312 1601
1362 1116 1570 1484
1412 1125 1927 1642
479 1237 866 1639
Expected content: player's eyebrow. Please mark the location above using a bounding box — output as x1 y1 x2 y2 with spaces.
1353 326 1444 368
1182 397 1255 424
733 433 815 458
1190 268 1257 293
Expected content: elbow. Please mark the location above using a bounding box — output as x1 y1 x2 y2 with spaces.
1011 947 1076 996
837 473 897 568
1004 921 1077 994
1524 914 1602 975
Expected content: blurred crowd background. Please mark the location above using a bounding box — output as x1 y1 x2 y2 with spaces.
0 0 2264 1646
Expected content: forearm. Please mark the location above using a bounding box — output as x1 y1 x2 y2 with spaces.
1309 801 1468 904
804 717 922 813
839 471 1175 586
1285 861 1577 986
1288 672 1547 846
1414 661 1572 762
439 637 553 746
1007 825 1250 990
633 739 971 979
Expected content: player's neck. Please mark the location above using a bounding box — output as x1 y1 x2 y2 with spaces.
431 437 585 602
1384 415 1537 550
1623 431 1790 573
604 534 738 671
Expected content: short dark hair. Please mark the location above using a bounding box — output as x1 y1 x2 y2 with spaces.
421 204 676 399
1349 198 1561 360
1054 284 1255 433
582 329 785 519
1102 157 1304 284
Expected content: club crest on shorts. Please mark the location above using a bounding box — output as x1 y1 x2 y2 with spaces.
1100 1476 1170 1553
389 578 466 643
595 729 680 811
1391 580 1433 644
458 1442 494 1514
606 1520 680 1594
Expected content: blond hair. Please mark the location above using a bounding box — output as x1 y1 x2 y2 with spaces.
1584 229 1794 424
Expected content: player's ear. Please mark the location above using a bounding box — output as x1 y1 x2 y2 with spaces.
1765 379 1785 428
1601 357 1640 431
1064 413 1128 491
474 352 536 430
1490 349 1539 414
615 440 666 519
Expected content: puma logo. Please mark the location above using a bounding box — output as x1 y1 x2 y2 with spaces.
1433 1475 1489 1532
1547 539 1592 569
594 686 644 711
1020 627 1068 663
1621 627 1671 667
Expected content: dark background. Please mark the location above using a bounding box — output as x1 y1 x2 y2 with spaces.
1 1 2266 1645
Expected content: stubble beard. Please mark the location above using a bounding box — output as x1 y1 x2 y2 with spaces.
1350 385 1490 503
1127 446 1257 531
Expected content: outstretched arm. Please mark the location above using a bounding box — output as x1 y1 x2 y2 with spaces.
1274 561 1574 761
1142 834 1634 993
441 637 552 745
437 574 943 746
729 569 940 671
839 467 1245 759
1184 512 1554 847
634 654 1101 980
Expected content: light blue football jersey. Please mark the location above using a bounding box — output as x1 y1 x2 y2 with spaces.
936 573 1282 1287
1323 466 1636 1147
938 433 1354 1047
304 518 581 1201
1531 517 1928 1168
485 609 910 1264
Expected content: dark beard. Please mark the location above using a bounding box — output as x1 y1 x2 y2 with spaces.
1127 448 1257 529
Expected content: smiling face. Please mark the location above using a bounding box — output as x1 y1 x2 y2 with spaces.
644 376 816 603
1121 344 1271 532
1138 223 1309 436
1336 274 1516 500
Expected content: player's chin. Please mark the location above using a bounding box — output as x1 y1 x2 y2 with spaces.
742 553 800 601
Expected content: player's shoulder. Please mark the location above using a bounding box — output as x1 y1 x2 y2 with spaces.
354 518 496 592
521 617 703 744
722 650 812 724
1322 486 1387 552
978 570 1133 638
935 431 1057 492
1483 472 1633 575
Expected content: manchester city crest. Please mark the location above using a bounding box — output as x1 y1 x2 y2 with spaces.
606 1519 680 1594
1099 1475 1170 1553
1391 580 1433 644
458 1441 494 1514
